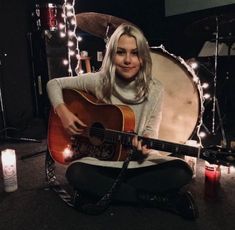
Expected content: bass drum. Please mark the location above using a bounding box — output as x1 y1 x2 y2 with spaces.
151 46 203 144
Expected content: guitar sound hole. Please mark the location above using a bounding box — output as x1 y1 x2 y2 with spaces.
89 122 105 146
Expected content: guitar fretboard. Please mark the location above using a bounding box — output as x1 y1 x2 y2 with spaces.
90 126 200 157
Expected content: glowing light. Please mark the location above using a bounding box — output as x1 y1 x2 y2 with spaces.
59 23 65 29
68 41 74 47
202 82 209 89
68 30 75 37
63 146 73 159
191 62 198 69
63 59 69 65
67 11 73 17
187 58 198 69
60 32 66 38
199 132 206 138
66 3 73 10
203 93 211 99
71 19 76 25
61 0 81 76
69 50 75 56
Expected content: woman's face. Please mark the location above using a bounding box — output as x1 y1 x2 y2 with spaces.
114 34 141 81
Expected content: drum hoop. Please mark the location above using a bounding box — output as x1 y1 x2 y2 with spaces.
150 45 204 143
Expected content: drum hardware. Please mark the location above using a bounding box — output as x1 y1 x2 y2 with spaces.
75 12 135 42
185 14 235 40
187 14 235 147
209 16 231 147
0 52 40 143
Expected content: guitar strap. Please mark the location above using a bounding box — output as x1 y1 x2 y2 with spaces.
45 148 136 214
79 148 136 215
45 149 75 207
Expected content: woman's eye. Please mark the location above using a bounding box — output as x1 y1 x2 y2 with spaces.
116 50 125 55
132 51 138 56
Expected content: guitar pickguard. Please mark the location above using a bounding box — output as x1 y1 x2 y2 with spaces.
71 137 116 161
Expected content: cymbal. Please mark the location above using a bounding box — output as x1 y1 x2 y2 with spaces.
185 14 235 39
76 12 134 39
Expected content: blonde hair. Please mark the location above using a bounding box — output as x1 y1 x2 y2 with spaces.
99 23 152 100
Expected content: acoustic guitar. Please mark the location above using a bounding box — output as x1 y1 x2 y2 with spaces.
47 89 235 166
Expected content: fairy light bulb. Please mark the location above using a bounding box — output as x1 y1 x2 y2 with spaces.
191 61 198 69
69 50 75 56
68 41 74 47
71 19 76 25
204 93 211 99
59 23 65 30
63 59 69 65
202 82 209 89
68 30 74 37
199 132 206 138
60 32 66 38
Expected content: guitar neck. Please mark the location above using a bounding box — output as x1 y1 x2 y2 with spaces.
141 137 200 157
102 128 200 157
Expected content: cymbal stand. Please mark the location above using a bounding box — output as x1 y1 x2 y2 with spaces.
211 16 227 147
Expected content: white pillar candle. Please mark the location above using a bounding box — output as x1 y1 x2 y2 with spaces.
1 149 18 192
185 140 198 178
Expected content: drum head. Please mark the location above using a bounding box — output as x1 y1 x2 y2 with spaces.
151 47 202 144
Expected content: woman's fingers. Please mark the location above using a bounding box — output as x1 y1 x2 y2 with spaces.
132 135 150 156
66 117 87 135
142 145 150 156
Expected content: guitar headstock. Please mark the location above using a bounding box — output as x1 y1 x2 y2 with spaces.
201 145 235 166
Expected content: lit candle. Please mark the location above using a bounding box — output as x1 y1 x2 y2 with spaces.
204 161 221 200
184 140 198 178
205 161 221 184
1 149 18 192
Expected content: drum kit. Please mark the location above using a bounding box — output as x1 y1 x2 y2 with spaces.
34 3 235 146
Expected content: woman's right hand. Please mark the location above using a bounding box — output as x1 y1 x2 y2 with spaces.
55 103 87 135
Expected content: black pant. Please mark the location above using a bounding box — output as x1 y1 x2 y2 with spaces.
66 159 193 203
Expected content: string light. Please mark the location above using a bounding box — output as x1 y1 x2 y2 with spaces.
199 131 206 138
203 93 211 100
202 82 209 89
59 0 81 76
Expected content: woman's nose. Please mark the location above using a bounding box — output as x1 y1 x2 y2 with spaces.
124 54 131 64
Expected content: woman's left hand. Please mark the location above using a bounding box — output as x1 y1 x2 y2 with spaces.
132 135 151 157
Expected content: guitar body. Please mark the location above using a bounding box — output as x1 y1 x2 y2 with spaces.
47 89 135 164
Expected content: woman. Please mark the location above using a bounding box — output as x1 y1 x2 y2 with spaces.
47 24 198 220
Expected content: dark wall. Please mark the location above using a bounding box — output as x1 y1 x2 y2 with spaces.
0 0 35 130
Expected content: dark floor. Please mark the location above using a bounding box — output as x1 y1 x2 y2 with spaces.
0 119 235 230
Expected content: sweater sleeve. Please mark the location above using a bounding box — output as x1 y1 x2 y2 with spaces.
143 81 164 139
46 73 99 108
